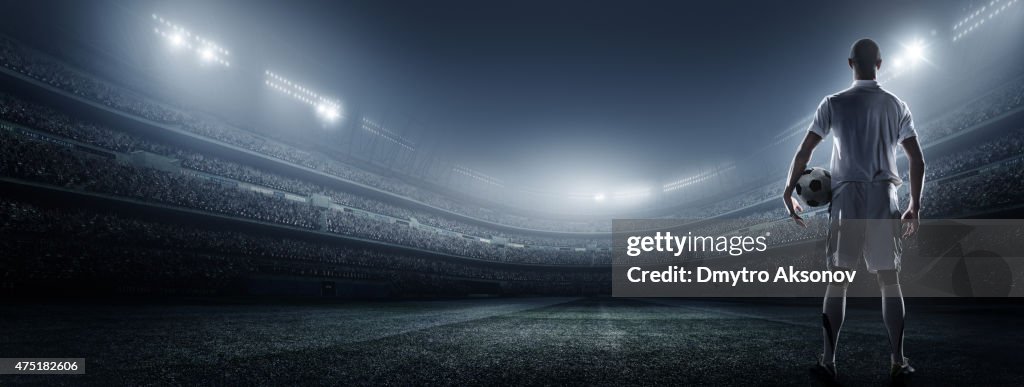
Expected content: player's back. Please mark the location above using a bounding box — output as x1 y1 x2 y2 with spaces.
810 80 917 186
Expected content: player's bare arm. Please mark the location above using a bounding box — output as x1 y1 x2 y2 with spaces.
782 132 823 227
900 136 926 238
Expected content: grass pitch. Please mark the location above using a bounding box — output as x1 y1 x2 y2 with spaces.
3 297 1023 385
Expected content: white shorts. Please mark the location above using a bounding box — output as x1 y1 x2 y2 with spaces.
826 182 903 273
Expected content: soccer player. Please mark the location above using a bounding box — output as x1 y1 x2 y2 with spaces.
782 38 926 382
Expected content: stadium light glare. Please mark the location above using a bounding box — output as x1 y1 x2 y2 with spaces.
152 14 231 68
317 103 341 122
905 41 925 63
593 193 606 202
266 70 344 123
169 33 184 47
883 38 929 79
199 48 215 61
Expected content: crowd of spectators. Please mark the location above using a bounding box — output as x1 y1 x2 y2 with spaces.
0 198 609 295
0 92 609 249
919 127 1024 180
921 157 1024 218
326 211 610 265
917 77 1024 143
0 126 609 265
0 133 320 229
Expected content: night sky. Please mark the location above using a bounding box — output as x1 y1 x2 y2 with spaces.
4 0 1014 196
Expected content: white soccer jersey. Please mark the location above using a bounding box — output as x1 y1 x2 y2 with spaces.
807 80 917 185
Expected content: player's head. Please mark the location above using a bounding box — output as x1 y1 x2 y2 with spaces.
848 38 881 80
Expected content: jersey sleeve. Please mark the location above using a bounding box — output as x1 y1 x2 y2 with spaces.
897 100 917 143
807 96 831 138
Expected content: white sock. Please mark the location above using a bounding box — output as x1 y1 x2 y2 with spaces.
822 284 847 363
881 284 906 364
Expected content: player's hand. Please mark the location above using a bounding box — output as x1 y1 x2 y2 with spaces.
901 206 920 239
782 188 806 227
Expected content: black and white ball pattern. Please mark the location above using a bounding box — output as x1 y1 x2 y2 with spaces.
795 167 831 207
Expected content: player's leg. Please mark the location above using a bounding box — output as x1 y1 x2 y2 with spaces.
878 270 915 378
863 182 914 378
878 270 905 363
818 182 862 379
822 272 852 365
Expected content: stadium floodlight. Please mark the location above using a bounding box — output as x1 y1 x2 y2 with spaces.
951 0 1018 42
884 38 928 78
152 13 231 68
361 118 416 150
199 48 215 62
265 70 344 124
452 165 503 187
169 33 184 47
318 102 340 122
905 40 925 64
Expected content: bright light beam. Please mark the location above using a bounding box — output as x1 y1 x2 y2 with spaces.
152 14 231 68
891 56 904 69
905 40 925 64
318 102 340 122
266 70 344 124
169 33 184 47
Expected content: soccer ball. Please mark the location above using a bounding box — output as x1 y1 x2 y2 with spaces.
795 167 831 207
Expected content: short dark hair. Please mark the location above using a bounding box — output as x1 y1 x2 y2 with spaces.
849 38 881 76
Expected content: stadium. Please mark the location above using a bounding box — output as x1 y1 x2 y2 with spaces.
1 0 1023 385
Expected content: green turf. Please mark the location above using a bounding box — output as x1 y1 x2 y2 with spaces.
3 298 1023 385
